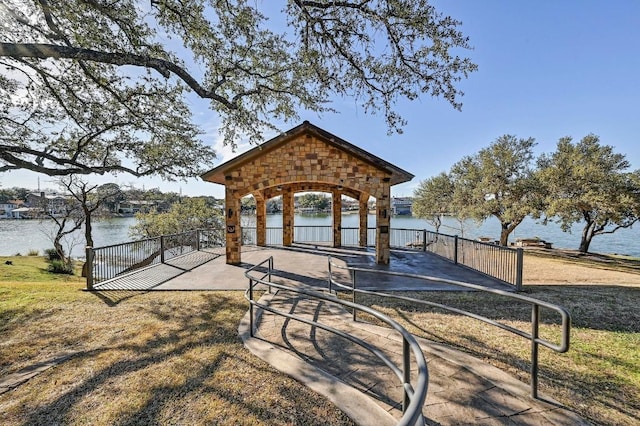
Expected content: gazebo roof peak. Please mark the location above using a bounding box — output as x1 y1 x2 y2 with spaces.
200 121 414 186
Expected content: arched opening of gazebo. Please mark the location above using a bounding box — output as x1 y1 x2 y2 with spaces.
200 121 413 265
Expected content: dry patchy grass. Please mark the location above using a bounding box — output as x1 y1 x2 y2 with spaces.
523 248 640 285
0 256 353 426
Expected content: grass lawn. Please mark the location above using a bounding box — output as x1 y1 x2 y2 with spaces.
0 256 353 425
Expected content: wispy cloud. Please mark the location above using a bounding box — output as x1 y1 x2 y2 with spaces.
213 137 253 164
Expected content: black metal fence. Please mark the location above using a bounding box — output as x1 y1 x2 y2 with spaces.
293 226 523 289
87 225 523 290
86 228 224 289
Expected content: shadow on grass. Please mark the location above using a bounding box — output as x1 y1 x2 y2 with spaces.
11 293 351 426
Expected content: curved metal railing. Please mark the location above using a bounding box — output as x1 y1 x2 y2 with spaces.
327 256 571 399
244 257 429 426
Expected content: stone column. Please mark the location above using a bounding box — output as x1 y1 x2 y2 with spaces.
225 187 242 265
359 192 369 247
282 187 294 246
255 192 266 246
375 180 391 264
332 189 342 247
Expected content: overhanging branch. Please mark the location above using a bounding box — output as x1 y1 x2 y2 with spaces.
0 42 233 107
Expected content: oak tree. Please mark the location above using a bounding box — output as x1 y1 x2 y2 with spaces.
412 172 454 235
297 192 330 211
129 197 223 239
537 135 640 253
449 135 541 246
0 0 476 178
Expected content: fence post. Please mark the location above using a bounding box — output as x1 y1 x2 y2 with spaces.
160 236 165 263
196 230 201 251
268 256 273 294
422 229 427 252
454 235 459 265
516 248 524 291
85 246 94 290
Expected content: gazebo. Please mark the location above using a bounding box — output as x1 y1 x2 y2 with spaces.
201 121 413 265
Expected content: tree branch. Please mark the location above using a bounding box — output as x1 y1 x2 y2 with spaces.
0 42 234 107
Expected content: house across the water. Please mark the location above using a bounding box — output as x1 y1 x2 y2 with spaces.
391 197 413 215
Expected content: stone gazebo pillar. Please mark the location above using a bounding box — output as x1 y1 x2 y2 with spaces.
332 189 342 247
282 187 294 246
359 192 369 247
375 180 391 264
225 187 242 264
254 192 266 246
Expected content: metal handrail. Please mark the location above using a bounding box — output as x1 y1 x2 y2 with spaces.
244 257 429 426
328 256 570 399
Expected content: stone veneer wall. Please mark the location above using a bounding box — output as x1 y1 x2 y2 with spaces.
223 134 392 264
224 135 391 198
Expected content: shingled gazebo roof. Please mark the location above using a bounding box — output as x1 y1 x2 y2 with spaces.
200 121 414 186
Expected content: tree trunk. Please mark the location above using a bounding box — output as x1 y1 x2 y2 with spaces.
579 221 596 253
498 217 524 246
53 237 65 261
500 226 510 246
433 216 442 241
84 213 94 247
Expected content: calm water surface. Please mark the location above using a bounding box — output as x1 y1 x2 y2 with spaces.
1 214 639 257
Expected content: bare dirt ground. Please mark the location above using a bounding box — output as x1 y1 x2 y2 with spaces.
523 248 640 286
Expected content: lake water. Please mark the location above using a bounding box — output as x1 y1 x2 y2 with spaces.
1 213 639 257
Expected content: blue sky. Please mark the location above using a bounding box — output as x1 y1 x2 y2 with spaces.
2 1 639 198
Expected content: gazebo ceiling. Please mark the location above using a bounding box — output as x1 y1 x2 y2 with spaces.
200 121 414 187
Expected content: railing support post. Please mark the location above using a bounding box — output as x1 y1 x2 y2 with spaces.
422 229 427 252
531 304 540 399
328 258 332 293
160 236 165 263
402 337 410 412
196 230 201 251
454 235 459 264
352 270 357 322
249 279 255 337
268 256 273 294
85 246 94 290
516 248 524 291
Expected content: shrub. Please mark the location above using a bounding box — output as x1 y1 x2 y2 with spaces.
44 248 61 261
27 249 39 256
47 259 74 275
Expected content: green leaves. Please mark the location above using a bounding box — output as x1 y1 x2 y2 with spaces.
129 198 223 239
446 135 540 244
297 193 330 211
